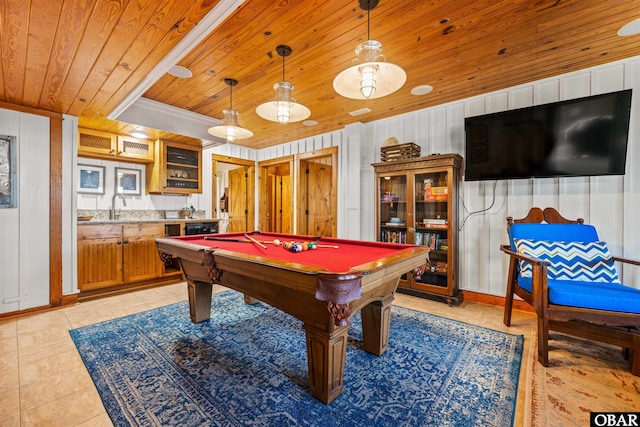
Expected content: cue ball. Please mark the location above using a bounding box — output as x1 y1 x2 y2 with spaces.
273 239 281 246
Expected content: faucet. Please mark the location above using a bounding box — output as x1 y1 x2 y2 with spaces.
111 193 126 220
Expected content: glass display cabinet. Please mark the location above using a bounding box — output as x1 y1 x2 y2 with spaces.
372 153 462 304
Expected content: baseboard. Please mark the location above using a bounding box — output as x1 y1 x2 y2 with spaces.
460 290 534 313
78 276 184 302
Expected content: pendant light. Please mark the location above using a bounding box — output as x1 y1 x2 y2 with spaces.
207 78 253 142
333 0 406 100
256 45 311 124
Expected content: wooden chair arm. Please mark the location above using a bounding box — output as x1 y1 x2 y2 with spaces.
500 244 552 267
500 244 549 317
613 256 640 267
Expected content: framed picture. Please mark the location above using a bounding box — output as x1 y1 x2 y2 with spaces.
115 167 141 195
78 164 105 194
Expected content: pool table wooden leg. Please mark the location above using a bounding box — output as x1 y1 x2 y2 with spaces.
361 295 394 356
303 324 349 404
187 280 212 322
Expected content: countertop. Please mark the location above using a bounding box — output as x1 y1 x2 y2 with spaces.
78 218 221 225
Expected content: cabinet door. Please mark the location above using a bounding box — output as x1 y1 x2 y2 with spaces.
117 135 154 162
123 223 163 283
412 170 450 294
78 225 123 290
377 173 408 243
78 128 117 159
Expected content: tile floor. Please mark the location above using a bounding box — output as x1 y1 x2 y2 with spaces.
0 283 538 426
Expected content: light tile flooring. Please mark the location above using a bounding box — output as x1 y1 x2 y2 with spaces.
0 283 538 426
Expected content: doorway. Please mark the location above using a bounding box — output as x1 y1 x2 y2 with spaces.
296 147 338 237
258 156 294 233
211 155 255 233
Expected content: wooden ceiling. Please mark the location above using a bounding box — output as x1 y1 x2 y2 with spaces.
2 0 640 149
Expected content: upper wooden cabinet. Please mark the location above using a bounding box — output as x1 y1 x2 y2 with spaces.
78 128 154 163
146 140 202 194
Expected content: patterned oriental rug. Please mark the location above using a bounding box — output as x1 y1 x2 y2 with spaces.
70 291 523 427
526 332 640 427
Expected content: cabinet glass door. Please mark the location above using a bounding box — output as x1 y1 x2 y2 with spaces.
414 171 449 288
378 174 407 243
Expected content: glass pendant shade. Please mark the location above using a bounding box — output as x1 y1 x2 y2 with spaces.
256 45 311 124
207 78 253 142
256 81 311 124
333 39 406 100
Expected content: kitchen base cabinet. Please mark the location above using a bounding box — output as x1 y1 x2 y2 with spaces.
78 223 182 294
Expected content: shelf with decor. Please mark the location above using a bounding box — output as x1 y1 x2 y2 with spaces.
372 153 462 304
146 140 202 194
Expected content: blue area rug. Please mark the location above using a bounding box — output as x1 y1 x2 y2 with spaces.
70 291 523 426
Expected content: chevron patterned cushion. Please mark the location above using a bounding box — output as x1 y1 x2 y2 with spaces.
514 239 621 284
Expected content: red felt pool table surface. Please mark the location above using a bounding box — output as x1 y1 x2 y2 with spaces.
174 231 419 273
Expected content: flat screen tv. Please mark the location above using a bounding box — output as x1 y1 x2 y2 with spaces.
463 89 632 181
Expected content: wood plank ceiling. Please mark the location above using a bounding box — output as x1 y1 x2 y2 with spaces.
2 0 640 149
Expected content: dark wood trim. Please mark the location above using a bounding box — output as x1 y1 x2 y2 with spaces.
49 117 65 307
0 100 62 120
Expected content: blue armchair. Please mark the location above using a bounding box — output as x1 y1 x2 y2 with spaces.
501 207 640 375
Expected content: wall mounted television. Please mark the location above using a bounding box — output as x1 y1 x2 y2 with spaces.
463 89 632 181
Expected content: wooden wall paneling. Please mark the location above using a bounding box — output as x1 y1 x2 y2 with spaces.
429 107 448 155
593 63 626 95
0 109 21 313
509 86 535 110
564 72 593 99
536 80 560 105
447 103 466 154
20 112 51 309
622 59 640 284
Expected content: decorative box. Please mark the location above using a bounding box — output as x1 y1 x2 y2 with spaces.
380 142 421 162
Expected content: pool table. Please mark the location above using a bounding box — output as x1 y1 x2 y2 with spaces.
156 231 429 404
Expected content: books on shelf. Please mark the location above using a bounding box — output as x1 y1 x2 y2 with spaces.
419 218 448 229
380 229 407 244
415 232 447 250
424 186 448 201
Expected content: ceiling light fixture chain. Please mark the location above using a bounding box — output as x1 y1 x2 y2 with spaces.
333 0 406 100
256 44 311 124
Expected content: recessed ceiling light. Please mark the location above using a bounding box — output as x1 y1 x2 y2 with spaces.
349 108 372 117
168 65 193 78
303 120 318 126
618 18 640 36
411 85 434 96
131 131 147 139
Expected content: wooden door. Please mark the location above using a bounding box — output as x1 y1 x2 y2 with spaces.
300 161 334 236
77 224 123 290
258 158 294 234
228 166 251 232
122 223 163 283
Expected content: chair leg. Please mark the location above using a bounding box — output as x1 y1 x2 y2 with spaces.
503 260 517 327
504 290 514 327
631 334 640 376
537 316 549 367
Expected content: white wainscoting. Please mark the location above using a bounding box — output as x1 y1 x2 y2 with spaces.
210 55 640 296
0 109 51 313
